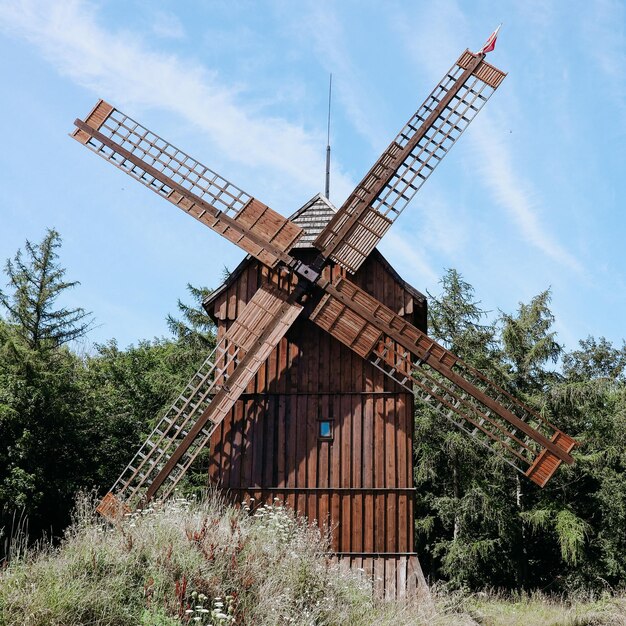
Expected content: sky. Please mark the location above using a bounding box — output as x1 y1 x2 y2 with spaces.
0 0 625 353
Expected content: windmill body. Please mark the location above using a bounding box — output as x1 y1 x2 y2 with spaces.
204 193 427 596
72 42 577 599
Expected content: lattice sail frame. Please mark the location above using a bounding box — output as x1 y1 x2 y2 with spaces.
310 277 576 487
97 285 302 519
73 101 303 269
314 50 506 273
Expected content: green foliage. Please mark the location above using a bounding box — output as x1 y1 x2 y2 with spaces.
166 282 215 352
500 290 561 393
1 228 625 599
0 494 391 626
427 269 498 374
465 591 626 626
0 231 216 554
1 495 622 626
562 336 626 382
415 269 626 593
0 229 92 350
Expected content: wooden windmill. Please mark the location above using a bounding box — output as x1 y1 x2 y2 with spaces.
72 34 577 597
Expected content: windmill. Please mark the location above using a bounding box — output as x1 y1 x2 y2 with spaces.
71 34 576 597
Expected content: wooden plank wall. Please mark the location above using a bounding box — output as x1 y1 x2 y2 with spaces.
333 555 430 601
206 250 426 573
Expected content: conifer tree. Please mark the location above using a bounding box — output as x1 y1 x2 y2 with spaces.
166 283 215 351
0 229 92 351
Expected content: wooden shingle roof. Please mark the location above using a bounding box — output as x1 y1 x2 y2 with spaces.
288 193 337 248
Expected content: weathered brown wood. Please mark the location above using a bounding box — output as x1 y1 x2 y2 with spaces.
235 198 303 253
318 276 575 466
313 51 497 272
73 116 302 269
526 431 577 487
206 252 421 569
72 99 113 143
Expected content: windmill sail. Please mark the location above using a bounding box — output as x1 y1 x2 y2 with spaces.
72 101 303 268
75 42 576 523
314 50 506 273
310 276 576 486
97 284 302 520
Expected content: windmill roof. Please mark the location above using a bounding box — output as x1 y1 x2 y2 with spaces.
202 193 425 315
289 192 337 248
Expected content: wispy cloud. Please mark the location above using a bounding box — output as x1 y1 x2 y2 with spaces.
470 114 582 272
0 0 354 210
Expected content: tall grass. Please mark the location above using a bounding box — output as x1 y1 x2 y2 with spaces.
0 492 450 626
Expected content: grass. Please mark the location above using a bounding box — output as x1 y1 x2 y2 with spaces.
465 591 626 626
0 492 624 625
0 492 452 625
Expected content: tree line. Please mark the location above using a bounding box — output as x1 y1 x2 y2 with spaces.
0 229 624 593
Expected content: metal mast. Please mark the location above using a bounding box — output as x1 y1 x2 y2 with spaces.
325 74 332 199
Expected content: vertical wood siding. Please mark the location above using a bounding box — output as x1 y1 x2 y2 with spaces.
207 251 425 558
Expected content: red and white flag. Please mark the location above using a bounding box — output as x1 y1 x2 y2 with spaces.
479 24 502 54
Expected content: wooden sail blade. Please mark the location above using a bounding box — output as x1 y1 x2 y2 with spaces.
314 51 506 273
72 100 303 268
310 276 576 486
96 285 302 520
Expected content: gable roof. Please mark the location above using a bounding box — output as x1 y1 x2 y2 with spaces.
289 192 337 248
203 193 425 314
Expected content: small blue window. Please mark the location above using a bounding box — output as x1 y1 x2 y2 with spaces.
319 421 332 439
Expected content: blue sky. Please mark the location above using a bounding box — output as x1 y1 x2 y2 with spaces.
0 0 625 353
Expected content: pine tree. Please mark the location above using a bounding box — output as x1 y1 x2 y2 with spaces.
0 229 92 351
0 230 94 551
415 269 516 588
166 283 215 352
500 289 561 395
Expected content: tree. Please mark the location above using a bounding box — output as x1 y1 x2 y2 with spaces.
0 308 89 544
415 275 598 591
500 290 561 396
84 284 217 497
544 337 626 588
0 230 95 550
562 336 626 382
415 269 517 588
166 283 215 353
428 270 495 352
0 229 92 351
